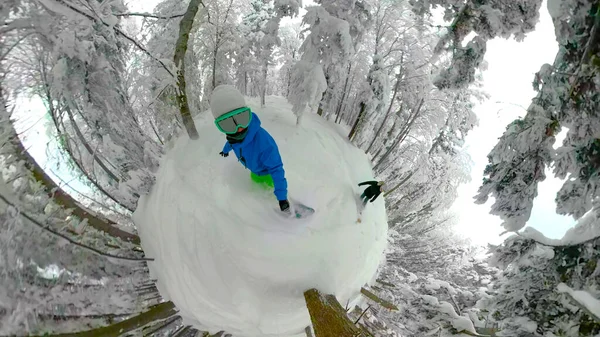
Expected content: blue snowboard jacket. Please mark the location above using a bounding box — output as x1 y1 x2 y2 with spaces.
222 113 288 201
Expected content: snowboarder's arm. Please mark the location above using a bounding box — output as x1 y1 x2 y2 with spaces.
262 147 288 201
358 180 378 187
222 142 232 154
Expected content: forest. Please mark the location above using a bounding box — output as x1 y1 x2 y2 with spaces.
1 0 599 336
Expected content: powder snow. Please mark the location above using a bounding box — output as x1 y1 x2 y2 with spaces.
133 96 388 336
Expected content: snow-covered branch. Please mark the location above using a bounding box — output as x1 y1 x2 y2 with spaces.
115 12 185 19
47 0 176 78
557 283 600 323
0 193 153 262
0 19 35 34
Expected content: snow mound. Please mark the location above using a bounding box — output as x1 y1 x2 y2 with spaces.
133 97 388 337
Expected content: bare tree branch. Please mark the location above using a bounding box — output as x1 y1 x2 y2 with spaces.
115 12 185 19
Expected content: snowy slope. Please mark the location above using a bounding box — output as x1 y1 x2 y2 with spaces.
133 96 388 337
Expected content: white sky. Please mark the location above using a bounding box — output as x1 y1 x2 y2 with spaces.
15 0 575 246
451 0 576 245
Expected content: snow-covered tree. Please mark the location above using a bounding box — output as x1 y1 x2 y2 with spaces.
476 0 600 232
409 0 543 89
275 23 302 97
481 221 600 336
287 0 369 124
237 0 299 106
359 227 499 336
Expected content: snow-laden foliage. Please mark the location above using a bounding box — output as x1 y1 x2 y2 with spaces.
127 0 195 144
481 218 600 336
237 0 298 106
477 1 600 231
0 0 524 334
287 1 363 122
0 87 150 335
4 0 163 208
275 23 302 97
356 228 499 336
409 0 543 89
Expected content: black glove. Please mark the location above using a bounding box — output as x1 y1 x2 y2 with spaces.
219 151 228 157
279 200 290 213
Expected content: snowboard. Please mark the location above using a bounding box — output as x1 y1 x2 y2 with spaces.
355 194 367 223
275 199 315 219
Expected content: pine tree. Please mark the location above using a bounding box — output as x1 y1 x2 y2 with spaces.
476 1 600 232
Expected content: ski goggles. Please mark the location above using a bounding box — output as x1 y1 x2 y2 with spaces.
214 107 252 134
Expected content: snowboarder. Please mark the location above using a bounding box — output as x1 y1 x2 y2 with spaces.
358 180 385 206
211 85 291 214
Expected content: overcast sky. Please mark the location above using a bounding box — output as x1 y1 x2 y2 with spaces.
451 0 576 245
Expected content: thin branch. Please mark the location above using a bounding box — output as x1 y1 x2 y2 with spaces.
37 312 136 321
50 0 175 78
141 314 181 337
353 305 372 324
444 287 461 316
115 12 185 19
0 193 153 262
49 168 130 218
0 32 35 62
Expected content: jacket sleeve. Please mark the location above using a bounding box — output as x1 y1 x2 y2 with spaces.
222 141 232 154
261 141 288 201
358 180 378 186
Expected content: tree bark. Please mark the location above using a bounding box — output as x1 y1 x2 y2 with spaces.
174 0 201 140
260 58 268 107
303 288 368 337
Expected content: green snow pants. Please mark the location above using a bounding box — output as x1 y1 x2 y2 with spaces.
250 172 274 188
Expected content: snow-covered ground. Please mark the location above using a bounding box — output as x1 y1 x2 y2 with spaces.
133 96 388 336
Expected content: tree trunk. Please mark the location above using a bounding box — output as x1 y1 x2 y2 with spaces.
35 302 177 337
261 58 268 107
303 288 368 337
64 105 121 183
383 169 416 197
7 122 141 244
373 98 424 173
365 74 402 154
334 63 352 124
347 102 366 141
316 89 327 117
212 45 218 90
174 0 201 140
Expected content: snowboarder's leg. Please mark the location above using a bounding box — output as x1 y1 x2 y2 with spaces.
250 172 275 188
360 191 369 206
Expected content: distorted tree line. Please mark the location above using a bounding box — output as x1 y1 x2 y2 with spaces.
2 0 599 335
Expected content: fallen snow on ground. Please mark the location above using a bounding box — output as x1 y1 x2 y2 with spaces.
133 96 388 337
